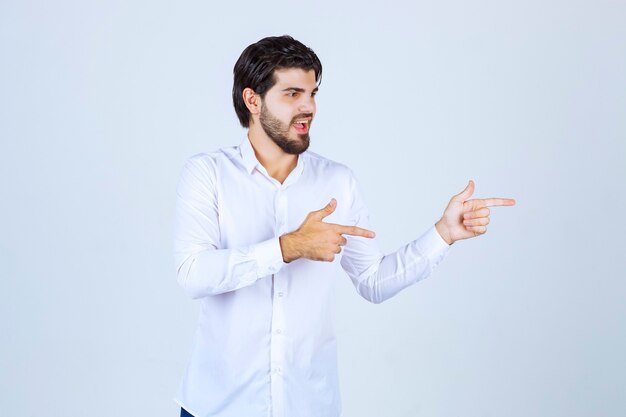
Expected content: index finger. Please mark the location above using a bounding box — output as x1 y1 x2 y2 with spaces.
474 198 516 208
331 223 376 238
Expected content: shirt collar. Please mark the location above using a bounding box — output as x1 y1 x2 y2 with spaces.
239 136 307 182
240 136 259 175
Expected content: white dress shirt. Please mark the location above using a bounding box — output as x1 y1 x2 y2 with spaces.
173 137 450 417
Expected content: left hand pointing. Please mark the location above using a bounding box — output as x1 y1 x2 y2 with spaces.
435 180 515 245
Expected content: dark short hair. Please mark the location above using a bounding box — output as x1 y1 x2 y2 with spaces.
232 35 322 128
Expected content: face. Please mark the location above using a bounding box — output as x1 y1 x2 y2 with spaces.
257 68 318 155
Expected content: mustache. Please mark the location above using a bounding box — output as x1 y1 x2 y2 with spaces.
290 113 313 124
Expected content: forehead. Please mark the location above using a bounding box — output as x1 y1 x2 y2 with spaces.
272 68 317 89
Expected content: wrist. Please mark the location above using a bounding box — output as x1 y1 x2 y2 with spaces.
435 219 454 245
279 232 301 263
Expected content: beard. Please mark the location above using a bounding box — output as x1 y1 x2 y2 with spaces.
259 103 311 155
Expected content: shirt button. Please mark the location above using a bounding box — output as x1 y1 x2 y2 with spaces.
275 329 282 334
278 292 284 297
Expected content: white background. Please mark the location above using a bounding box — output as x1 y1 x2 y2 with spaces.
1 1 625 416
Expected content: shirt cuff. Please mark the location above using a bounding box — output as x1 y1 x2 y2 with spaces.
253 237 288 277
416 225 451 269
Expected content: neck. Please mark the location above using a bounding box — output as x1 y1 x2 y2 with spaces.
247 125 298 184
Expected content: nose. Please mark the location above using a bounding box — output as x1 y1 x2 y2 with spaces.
297 95 316 114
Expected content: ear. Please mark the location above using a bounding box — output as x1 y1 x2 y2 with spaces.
243 88 261 116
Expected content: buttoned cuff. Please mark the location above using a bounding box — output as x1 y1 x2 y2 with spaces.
253 237 288 277
416 225 451 268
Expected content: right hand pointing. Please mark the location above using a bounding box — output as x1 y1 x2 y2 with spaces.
279 198 376 263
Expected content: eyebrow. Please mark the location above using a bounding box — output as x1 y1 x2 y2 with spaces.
281 87 319 93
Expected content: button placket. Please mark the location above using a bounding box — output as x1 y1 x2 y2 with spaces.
275 188 288 235
270 187 288 417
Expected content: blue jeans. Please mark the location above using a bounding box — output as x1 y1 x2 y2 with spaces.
180 408 193 417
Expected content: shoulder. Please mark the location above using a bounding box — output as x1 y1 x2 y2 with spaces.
180 144 240 177
179 153 217 182
304 150 355 181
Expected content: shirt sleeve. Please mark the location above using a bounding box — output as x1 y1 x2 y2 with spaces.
339 170 451 304
173 157 286 299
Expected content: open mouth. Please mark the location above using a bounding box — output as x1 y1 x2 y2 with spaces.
292 118 310 134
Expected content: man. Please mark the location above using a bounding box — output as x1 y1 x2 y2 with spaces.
173 35 515 417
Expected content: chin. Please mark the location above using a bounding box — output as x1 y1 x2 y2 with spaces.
286 137 310 155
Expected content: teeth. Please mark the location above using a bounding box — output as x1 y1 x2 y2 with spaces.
295 120 309 124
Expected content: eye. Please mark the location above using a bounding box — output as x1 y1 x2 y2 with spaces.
287 91 298 97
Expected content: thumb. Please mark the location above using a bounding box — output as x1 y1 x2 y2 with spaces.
311 198 337 221
452 180 474 202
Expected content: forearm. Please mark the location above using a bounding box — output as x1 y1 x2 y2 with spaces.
175 237 285 299
344 226 450 304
